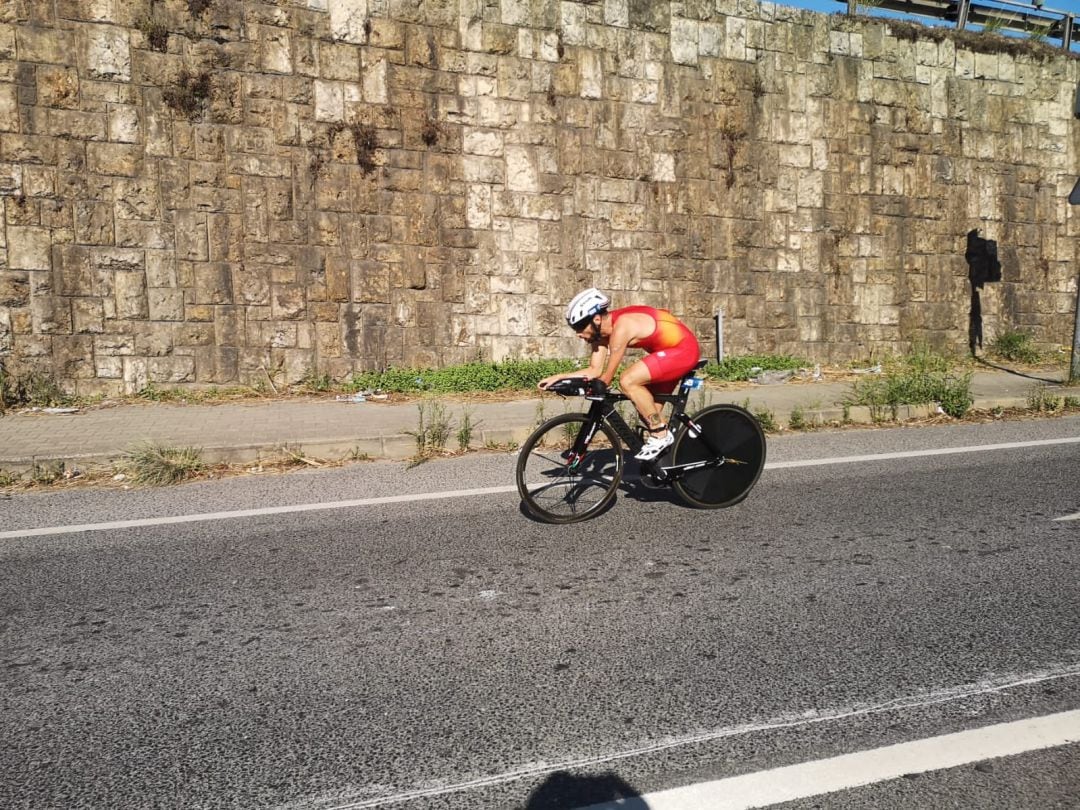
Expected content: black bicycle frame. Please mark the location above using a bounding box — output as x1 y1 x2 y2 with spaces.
570 388 728 477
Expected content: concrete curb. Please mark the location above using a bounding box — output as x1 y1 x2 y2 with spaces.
4 391 1077 476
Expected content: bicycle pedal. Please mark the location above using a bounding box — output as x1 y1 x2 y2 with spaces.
638 466 668 489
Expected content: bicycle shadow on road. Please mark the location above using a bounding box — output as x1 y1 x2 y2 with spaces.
523 769 650 809
514 465 680 523
974 356 1062 384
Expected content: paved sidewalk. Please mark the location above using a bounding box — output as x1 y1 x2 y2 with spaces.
0 366 1077 473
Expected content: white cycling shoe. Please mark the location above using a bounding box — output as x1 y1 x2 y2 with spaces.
635 430 674 461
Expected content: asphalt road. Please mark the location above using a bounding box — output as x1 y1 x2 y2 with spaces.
2 416 1079 809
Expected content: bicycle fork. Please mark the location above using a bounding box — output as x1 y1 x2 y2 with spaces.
561 402 607 470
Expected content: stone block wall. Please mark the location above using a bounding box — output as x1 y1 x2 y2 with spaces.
0 0 1077 394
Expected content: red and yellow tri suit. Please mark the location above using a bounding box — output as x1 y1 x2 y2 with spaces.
608 305 700 393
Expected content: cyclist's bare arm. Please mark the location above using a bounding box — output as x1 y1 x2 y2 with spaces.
537 342 607 390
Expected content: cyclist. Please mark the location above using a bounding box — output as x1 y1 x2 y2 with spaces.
538 288 701 461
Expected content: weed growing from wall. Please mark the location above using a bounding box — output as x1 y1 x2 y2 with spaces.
163 70 212 120
988 329 1042 364
0 365 70 409
353 123 378 174
421 114 443 146
138 15 169 51
329 122 379 175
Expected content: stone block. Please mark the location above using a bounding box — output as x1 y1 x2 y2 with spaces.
227 154 292 178
122 355 147 393
195 263 233 304
95 354 123 378
31 294 71 334
271 284 306 319
319 41 360 81
174 210 209 261
17 26 76 64
22 165 56 197
86 143 141 176
0 270 29 306
362 58 387 103
0 307 10 352
71 297 104 333
314 79 344 121
194 346 238 384
148 287 184 321
7 227 51 270
54 245 93 296
0 82 18 131
148 355 195 383
114 270 147 319
83 24 130 82
0 134 58 165
208 213 242 262
54 335 95 379
9 308 31 336
0 163 21 195
184 304 213 322
325 254 351 301
108 105 140 143
117 222 167 250
34 65 78 108
232 264 271 305
143 252 175 289
48 108 107 141
175 322 214 348
74 201 114 245
0 23 13 58
330 0 369 44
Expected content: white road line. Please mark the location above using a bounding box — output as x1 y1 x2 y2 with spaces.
3 436 1078 540
582 709 1080 810
766 435 1080 469
1054 511 1080 522
296 663 1080 809
0 486 518 539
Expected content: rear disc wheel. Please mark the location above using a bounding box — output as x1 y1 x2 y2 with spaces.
670 404 766 509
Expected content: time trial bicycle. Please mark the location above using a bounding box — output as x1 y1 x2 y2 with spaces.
516 360 766 523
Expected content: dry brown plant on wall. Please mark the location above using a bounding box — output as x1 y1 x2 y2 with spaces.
137 15 169 51
328 122 379 175
421 114 443 146
718 122 747 189
163 69 213 120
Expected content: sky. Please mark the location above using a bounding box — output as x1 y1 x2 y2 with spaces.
773 0 1080 49
777 0 1080 16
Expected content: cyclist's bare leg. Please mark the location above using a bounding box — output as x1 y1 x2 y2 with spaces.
619 362 667 437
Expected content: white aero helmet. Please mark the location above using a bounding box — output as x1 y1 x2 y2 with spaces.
565 288 610 330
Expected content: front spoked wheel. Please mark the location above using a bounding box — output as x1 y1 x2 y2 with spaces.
516 413 624 524
670 404 766 509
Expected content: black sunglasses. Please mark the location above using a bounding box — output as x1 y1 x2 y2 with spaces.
572 317 594 334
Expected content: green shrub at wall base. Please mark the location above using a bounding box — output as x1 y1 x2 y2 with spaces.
988 329 1042 364
347 359 582 394
704 355 806 382
845 346 973 418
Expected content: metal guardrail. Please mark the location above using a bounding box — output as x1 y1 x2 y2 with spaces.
842 0 1075 50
